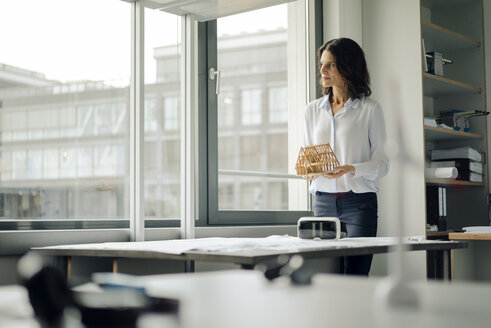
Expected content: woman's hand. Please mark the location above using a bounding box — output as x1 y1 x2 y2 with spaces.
303 174 317 181
322 165 355 179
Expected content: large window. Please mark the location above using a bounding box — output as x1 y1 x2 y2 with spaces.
0 0 182 230
206 4 311 224
144 9 181 226
0 0 131 228
0 0 315 234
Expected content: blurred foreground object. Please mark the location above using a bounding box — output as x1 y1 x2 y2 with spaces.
18 252 179 328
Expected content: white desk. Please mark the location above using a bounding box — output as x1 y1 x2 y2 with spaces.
0 285 39 328
6 270 491 328
32 236 467 280
94 270 491 328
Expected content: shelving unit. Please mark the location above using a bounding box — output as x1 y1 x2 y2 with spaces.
421 0 488 237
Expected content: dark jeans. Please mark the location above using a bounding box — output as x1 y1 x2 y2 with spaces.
313 191 378 276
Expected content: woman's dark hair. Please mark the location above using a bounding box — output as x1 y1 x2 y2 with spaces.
318 38 371 99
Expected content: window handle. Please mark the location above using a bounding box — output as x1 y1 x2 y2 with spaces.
209 67 221 95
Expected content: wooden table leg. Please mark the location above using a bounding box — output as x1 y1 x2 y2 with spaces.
443 249 454 281
450 249 455 281
67 256 72 286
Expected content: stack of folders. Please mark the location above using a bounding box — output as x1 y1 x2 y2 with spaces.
463 226 491 233
426 186 447 231
430 146 483 182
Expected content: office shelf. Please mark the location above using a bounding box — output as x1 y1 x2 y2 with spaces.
422 21 480 51
424 125 483 141
423 73 482 97
425 178 484 187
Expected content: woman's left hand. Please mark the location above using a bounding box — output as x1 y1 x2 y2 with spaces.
322 165 355 179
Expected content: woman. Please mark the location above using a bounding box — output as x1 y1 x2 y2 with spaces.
304 38 389 276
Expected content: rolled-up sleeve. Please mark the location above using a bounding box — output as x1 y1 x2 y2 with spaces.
352 103 389 181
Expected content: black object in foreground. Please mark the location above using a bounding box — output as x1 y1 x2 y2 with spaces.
18 252 179 328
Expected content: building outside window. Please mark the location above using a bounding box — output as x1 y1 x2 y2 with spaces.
240 89 262 126
218 90 235 128
145 98 160 132
0 0 131 224
268 86 288 123
163 96 179 131
144 8 181 223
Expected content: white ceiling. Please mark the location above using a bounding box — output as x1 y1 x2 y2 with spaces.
144 0 296 22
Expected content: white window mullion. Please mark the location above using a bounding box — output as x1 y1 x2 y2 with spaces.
130 0 145 242
287 0 310 211
306 0 318 103
180 14 198 239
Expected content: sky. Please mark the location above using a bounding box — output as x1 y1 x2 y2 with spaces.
0 0 287 84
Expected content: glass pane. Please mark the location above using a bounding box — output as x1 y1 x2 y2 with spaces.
216 5 309 211
144 9 181 223
0 0 130 223
240 89 262 125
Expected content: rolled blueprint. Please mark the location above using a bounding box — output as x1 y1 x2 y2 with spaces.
425 167 457 179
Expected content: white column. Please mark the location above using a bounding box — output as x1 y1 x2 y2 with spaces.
323 0 362 45
180 15 198 239
130 0 145 242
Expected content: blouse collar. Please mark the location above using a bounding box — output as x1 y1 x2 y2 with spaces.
320 93 362 113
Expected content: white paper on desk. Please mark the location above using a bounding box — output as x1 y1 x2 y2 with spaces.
193 235 400 252
40 235 433 255
41 238 234 255
191 235 342 252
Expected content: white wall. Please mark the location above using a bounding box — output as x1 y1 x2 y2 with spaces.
322 0 427 279
323 0 363 45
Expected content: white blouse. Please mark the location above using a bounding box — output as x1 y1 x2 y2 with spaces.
303 94 389 194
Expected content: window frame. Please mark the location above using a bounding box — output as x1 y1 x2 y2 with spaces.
200 0 323 226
